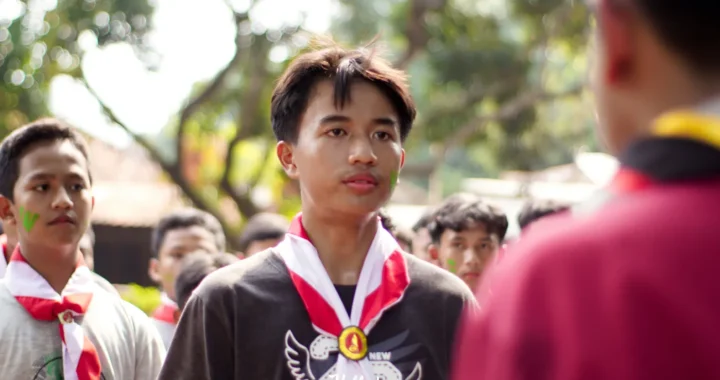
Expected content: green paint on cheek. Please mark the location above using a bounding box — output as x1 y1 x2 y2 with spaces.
390 170 399 192
18 206 39 233
447 258 457 274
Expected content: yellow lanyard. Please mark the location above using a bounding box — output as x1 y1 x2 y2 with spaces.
653 111 720 151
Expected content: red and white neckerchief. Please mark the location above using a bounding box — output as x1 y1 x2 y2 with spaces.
4 247 102 380
277 213 410 379
152 292 178 325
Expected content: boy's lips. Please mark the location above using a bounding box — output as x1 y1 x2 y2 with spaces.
342 172 379 194
48 214 76 225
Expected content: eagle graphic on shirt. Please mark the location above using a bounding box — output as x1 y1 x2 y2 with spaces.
284 330 423 380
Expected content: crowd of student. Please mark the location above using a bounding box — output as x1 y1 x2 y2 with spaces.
1 0 719 378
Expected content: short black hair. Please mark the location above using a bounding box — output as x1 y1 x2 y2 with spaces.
627 0 720 76
238 213 289 253
174 252 238 311
151 208 226 257
412 209 434 232
428 193 509 244
517 199 570 230
271 43 416 144
0 118 91 202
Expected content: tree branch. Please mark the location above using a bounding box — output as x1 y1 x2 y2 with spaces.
394 0 448 69
219 36 274 218
175 10 252 171
446 83 585 148
82 79 233 235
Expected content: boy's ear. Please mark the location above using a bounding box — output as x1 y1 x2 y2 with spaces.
148 258 162 283
0 196 16 226
428 244 439 261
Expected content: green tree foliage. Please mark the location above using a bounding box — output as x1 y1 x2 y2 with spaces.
3 0 596 242
0 0 153 134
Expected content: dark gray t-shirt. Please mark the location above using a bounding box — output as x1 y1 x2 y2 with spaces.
158 249 477 380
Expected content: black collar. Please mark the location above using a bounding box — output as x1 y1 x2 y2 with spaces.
620 137 720 182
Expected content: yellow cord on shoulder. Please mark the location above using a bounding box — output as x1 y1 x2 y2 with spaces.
653 111 720 150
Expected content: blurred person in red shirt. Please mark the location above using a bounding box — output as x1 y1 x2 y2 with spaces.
453 0 720 379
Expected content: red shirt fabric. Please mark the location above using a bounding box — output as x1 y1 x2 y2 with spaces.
454 178 720 380
453 131 720 380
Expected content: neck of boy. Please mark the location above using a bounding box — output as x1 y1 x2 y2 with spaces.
301 209 379 286
20 241 79 294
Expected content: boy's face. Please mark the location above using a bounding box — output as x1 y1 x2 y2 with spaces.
277 79 405 219
149 225 218 301
244 237 283 257
0 140 93 256
412 227 434 263
430 222 499 290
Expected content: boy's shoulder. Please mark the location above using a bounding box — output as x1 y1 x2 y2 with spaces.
191 249 291 304
404 252 475 302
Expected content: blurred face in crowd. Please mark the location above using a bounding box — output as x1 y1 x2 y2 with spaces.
277 79 405 219
429 222 499 290
149 226 219 301
244 237 283 258
411 227 434 263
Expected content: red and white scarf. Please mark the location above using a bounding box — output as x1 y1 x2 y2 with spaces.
4 247 102 380
277 214 410 379
152 292 178 325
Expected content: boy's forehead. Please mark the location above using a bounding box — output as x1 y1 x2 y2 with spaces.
162 226 216 249
17 140 89 178
307 78 396 114
444 221 492 237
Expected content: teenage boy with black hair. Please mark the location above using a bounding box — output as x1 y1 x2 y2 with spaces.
454 1 720 379
411 210 435 263
160 43 476 380
427 193 508 290
0 118 165 379
172 251 239 321
148 207 226 348
237 212 289 257
516 199 570 231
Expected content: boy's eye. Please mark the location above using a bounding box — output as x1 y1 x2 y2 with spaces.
374 131 392 140
327 128 346 137
71 184 85 191
33 184 49 191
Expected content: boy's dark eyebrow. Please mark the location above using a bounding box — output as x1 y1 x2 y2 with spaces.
373 117 398 127
26 171 89 182
66 172 88 181
319 115 350 125
319 115 398 127
25 173 54 182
